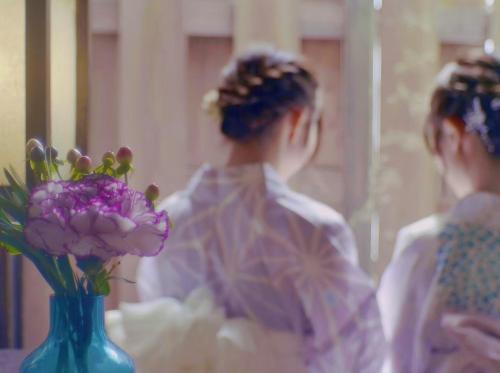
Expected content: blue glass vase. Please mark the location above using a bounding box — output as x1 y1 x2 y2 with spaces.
20 295 135 373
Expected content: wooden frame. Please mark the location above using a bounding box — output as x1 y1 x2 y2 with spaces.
26 0 51 147
182 0 344 39
0 187 23 348
14 0 53 348
89 0 487 45
343 0 375 271
89 0 118 35
0 248 7 348
77 0 90 153
22 0 52 348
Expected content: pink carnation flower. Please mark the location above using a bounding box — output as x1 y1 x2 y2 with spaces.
24 175 169 261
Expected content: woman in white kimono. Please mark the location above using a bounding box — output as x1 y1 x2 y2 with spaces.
134 47 385 372
378 54 500 373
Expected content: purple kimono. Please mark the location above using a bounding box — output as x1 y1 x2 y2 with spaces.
137 163 385 372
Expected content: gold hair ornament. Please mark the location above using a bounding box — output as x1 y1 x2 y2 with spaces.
202 89 222 122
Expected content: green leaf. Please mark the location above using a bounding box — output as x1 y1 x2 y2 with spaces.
0 194 26 224
94 165 116 177
27 250 66 295
70 169 88 181
93 270 110 296
0 177 27 222
0 232 65 295
116 164 131 176
95 279 110 295
0 234 27 256
56 256 77 294
0 206 16 230
0 242 21 255
76 256 104 274
77 258 110 296
51 164 63 180
4 168 29 204
7 166 26 188
0 218 16 232
30 160 50 182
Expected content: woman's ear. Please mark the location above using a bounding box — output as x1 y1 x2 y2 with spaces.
441 117 465 155
287 107 310 145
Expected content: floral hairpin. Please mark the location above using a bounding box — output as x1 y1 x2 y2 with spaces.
463 97 495 153
202 89 222 123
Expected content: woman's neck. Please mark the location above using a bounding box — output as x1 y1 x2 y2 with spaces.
471 160 500 197
226 142 289 180
226 142 267 167
474 178 500 196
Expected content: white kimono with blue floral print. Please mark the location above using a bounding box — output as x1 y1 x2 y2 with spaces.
379 192 500 373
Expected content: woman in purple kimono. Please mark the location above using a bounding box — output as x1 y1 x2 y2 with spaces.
379 54 500 373
136 47 385 372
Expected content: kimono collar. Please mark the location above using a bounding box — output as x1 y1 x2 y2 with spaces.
448 192 500 229
186 163 289 202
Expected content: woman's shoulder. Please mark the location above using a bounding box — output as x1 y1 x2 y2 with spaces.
390 194 500 279
379 216 445 329
270 188 359 263
393 192 500 263
157 190 193 216
273 188 347 228
381 215 445 298
448 192 500 227
393 214 445 260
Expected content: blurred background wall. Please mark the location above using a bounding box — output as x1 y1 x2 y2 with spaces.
0 0 496 349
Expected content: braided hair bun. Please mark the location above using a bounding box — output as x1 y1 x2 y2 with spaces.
207 46 318 141
427 52 500 157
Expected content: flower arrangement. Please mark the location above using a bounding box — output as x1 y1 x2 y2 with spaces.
0 139 169 297
1 139 170 372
